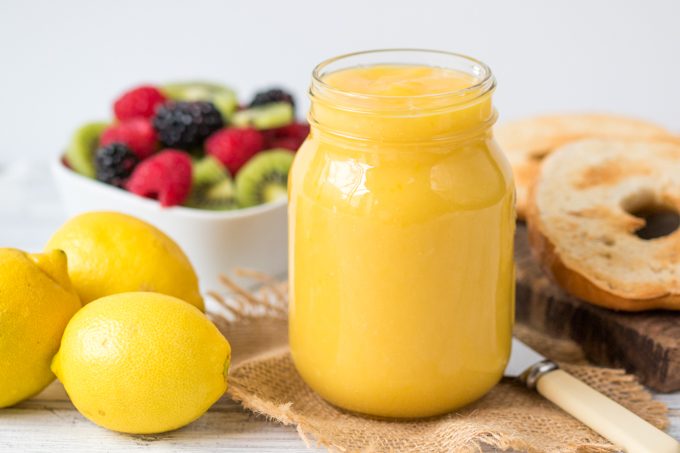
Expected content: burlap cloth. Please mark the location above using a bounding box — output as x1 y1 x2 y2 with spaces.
207 272 670 453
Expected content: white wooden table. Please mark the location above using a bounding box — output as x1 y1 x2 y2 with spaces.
1 160 678 452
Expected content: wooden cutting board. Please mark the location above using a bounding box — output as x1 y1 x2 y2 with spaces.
514 223 680 392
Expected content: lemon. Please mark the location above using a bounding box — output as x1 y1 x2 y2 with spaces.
52 292 230 434
0 248 81 407
45 211 204 310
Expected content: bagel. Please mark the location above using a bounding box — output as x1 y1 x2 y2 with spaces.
495 113 678 219
526 139 680 311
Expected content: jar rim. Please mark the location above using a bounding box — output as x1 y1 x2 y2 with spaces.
311 48 496 103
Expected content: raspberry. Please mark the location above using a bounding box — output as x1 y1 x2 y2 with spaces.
100 118 158 159
153 101 224 149
113 85 167 121
94 144 139 188
269 137 304 151
264 122 310 151
278 122 310 138
126 150 192 207
205 127 265 174
249 88 295 109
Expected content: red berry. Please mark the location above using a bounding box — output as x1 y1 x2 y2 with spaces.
125 150 192 207
206 127 265 174
263 122 310 151
278 123 310 140
269 136 305 151
100 118 158 159
113 85 167 121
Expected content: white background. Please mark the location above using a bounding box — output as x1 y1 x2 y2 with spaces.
1 0 679 162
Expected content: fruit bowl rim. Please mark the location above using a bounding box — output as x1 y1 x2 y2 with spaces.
52 154 288 220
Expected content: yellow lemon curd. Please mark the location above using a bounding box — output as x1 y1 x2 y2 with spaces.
289 52 515 418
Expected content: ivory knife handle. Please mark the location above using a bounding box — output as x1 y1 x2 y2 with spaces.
536 369 680 453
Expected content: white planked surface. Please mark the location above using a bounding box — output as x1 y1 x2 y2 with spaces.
0 160 678 452
2 383 315 453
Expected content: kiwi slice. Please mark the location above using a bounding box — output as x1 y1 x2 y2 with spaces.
161 82 238 121
184 177 238 211
231 102 294 130
235 149 294 207
65 122 109 178
192 155 229 187
184 156 235 210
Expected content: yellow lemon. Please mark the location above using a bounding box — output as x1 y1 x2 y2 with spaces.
51 292 230 434
45 211 204 310
0 248 81 407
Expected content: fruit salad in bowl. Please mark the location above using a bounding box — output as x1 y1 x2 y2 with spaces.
64 83 307 209
53 82 307 290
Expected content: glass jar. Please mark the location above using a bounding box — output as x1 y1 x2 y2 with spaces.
288 49 515 418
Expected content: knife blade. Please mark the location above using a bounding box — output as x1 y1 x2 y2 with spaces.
506 337 548 378
506 337 680 453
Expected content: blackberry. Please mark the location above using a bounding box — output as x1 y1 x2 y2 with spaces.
249 88 295 109
94 143 140 188
153 101 224 149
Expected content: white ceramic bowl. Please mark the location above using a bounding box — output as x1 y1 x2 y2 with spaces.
52 157 288 292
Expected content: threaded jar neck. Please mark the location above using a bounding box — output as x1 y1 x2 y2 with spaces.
309 49 497 144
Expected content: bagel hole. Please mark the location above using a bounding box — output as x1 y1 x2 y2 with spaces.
621 192 679 240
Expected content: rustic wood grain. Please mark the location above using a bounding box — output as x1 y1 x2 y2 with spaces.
515 223 680 392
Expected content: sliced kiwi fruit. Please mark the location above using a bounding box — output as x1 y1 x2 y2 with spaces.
231 102 294 130
183 156 235 210
192 155 229 187
184 177 238 211
65 121 109 178
235 149 294 208
161 82 238 121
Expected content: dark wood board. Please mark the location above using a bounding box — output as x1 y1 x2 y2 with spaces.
514 223 680 392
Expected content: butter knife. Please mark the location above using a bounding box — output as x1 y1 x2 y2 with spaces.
506 338 680 453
